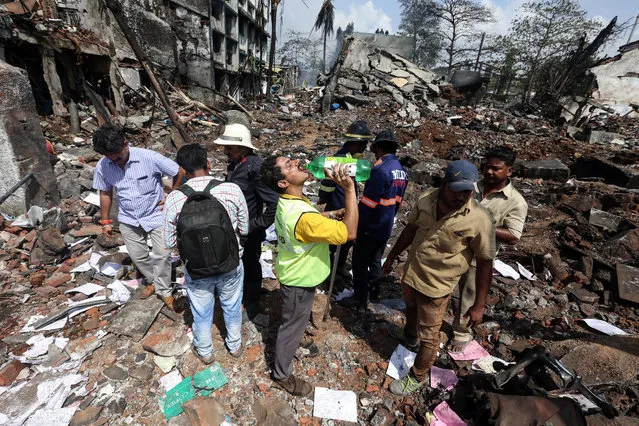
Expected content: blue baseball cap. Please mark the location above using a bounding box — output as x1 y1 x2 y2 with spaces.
444 160 478 192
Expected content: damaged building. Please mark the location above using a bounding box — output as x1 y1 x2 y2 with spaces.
0 0 270 117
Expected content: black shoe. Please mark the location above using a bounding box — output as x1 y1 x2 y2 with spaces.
339 295 366 309
386 323 418 352
272 374 313 397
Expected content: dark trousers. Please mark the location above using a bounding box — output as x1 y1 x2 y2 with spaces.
352 234 386 302
273 284 316 380
242 231 263 315
329 240 354 273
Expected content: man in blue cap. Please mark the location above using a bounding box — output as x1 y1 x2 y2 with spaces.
381 160 496 396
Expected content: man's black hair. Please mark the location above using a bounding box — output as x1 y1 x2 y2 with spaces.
93 125 126 155
372 140 398 155
176 144 208 174
485 146 516 167
261 155 286 194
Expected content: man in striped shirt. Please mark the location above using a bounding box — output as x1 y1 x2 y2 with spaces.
163 144 249 364
92 125 182 310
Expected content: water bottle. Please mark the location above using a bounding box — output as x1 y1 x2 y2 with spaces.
306 156 371 182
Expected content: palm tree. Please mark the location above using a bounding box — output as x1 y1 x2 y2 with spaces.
312 0 335 73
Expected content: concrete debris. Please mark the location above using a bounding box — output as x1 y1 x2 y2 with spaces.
0 28 638 425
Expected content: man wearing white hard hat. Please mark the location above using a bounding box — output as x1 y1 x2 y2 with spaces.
214 123 279 321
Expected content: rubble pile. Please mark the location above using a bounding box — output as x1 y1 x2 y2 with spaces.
1 71 639 425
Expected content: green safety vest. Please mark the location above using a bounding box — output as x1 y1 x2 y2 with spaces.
274 196 330 287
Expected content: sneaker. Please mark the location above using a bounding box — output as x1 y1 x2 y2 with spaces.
140 285 155 299
300 336 320 358
272 374 313 397
386 323 418 352
389 373 425 396
229 337 246 358
191 345 215 365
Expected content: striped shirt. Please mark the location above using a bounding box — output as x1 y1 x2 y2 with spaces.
93 147 179 232
163 176 249 257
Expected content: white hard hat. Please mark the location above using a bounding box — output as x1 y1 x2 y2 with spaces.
213 123 258 150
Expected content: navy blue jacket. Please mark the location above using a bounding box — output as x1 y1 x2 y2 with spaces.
358 154 408 241
227 155 278 235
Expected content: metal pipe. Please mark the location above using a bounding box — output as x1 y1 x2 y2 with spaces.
0 173 34 206
627 14 639 45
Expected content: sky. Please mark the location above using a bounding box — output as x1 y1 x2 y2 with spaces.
277 0 639 58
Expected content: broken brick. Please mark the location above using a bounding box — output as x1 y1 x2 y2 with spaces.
0 360 26 386
45 273 71 287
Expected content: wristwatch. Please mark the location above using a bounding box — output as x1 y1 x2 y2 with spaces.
328 212 334 220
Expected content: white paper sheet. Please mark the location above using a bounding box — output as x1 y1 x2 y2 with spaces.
23 335 54 358
88 252 103 271
386 344 417 380
581 318 629 336
107 280 131 304
517 262 537 280
83 192 100 207
471 355 514 374
493 259 520 280
160 370 183 392
100 262 125 277
118 245 129 253
313 387 358 423
70 262 92 273
64 283 105 296
21 315 67 333
24 407 77 426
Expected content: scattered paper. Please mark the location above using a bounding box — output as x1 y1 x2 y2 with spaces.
107 280 131 304
65 283 104 296
118 245 129 254
264 224 277 242
24 407 77 426
471 355 513 374
21 315 67 333
83 192 101 207
313 387 358 423
386 344 417 380
88 252 103 271
448 340 489 361
334 288 355 302
23 335 54 359
430 366 458 391
70 262 92 273
100 262 126 277
120 279 142 290
160 370 183 392
259 249 276 280
516 262 536 280
493 259 520 280
431 401 466 426
581 318 629 336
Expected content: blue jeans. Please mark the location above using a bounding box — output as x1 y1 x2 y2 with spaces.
186 263 244 357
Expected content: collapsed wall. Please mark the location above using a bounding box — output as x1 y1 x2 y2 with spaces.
0 60 59 215
590 47 639 116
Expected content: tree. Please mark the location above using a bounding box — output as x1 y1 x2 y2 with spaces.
398 0 441 67
506 0 602 101
344 22 354 36
429 0 495 74
312 0 335 73
267 0 282 99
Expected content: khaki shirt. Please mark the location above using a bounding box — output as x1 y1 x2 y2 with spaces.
402 188 496 298
476 180 528 239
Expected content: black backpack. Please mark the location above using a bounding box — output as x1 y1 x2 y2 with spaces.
176 180 240 280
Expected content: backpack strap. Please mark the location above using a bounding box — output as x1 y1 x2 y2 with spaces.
179 179 223 198
203 179 222 194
